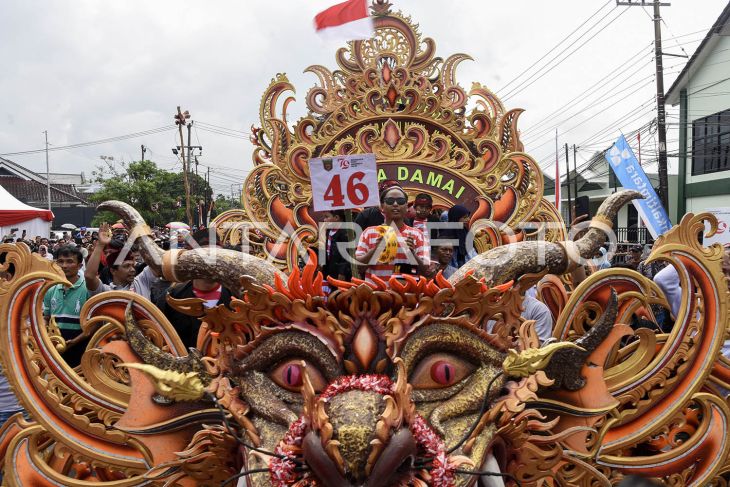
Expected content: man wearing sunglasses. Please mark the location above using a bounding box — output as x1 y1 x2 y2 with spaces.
355 186 430 281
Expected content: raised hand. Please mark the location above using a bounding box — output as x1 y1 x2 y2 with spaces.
98 222 113 246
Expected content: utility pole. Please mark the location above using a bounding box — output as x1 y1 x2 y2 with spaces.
205 165 211 226
617 0 671 211
44 131 51 211
141 144 147 162
564 143 573 224
573 144 579 204
174 107 193 226
187 122 194 204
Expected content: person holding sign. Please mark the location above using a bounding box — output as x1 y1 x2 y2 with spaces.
355 185 430 281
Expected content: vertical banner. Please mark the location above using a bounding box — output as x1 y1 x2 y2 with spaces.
605 134 672 239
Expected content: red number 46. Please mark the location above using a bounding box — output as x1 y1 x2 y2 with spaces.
323 171 369 207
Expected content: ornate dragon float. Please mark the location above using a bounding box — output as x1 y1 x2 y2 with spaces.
2 1 730 486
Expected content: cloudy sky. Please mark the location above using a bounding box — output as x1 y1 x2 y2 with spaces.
1 0 727 196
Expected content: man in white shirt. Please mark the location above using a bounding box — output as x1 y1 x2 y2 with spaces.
84 223 137 296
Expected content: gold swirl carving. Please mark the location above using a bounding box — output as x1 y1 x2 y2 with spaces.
3 425 148 486
212 4 562 271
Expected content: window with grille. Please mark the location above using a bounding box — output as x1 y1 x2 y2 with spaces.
691 108 730 175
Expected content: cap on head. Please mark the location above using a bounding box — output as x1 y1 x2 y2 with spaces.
414 193 433 207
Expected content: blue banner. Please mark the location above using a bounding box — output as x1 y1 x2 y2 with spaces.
605 134 672 239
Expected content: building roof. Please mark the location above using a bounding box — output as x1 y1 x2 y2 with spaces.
665 2 730 105
0 177 89 205
47 173 86 185
0 157 89 205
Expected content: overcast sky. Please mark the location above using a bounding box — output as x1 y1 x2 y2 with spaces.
1 0 727 196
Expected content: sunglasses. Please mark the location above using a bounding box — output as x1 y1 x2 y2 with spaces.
383 197 407 206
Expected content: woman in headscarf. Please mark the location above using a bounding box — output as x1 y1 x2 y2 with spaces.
596 247 611 270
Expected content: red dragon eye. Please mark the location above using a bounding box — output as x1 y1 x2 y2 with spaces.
270 360 327 392
430 360 455 385
283 364 303 387
409 353 475 390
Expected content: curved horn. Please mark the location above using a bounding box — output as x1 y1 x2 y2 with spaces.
543 289 618 390
97 200 164 272
125 302 210 385
449 190 642 286
98 201 285 296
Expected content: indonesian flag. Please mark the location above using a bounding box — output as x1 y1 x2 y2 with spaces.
314 0 374 42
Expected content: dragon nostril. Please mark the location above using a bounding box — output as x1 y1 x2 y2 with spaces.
363 429 418 487
302 431 354 487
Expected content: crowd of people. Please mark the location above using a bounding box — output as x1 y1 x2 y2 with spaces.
1 180 730 445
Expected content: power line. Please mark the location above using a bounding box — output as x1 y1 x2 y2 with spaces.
497 1 614 95
196 120 250 135
522 42 653 137
0 126 177 157
502 6 630 101
196 125 250 140
524 75 655 145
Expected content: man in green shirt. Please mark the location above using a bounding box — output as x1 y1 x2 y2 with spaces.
42 245 89 367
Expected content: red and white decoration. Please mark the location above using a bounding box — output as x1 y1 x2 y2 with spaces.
0 185 53 238
269 374 462 487
314 0 374 42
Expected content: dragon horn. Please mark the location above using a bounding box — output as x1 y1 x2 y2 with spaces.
448 190 642 287
98 200 286 295
124 301 210 384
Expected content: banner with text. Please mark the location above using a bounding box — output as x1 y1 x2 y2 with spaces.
605 134 671 239
703 207 730 246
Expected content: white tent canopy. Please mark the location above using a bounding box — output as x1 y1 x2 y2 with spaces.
0 184 54 239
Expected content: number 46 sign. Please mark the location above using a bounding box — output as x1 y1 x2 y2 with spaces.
309 153 380 212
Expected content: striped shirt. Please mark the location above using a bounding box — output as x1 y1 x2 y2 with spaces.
412 219 430 249
356 224 429 281
42 278 88 331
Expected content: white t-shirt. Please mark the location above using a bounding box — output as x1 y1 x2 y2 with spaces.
0 365 22 413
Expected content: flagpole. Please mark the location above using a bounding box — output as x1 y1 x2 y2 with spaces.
636 132 644 234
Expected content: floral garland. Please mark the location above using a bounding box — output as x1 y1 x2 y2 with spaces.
269 375 458 487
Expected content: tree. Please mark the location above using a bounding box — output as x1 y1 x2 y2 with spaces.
213 194 242 213
90 160 213 227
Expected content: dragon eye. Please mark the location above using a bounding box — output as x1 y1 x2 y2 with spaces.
270 360 327 393
431 360 456 385
410 353 475 389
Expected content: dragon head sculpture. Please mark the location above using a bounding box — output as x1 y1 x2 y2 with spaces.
88 191 635 487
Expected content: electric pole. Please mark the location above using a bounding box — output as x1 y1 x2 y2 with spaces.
141 144 147 162
206 165 211 226
573 144 579 205
564 143 573 224
617 0 671 211
187 122 194 208
174 107 193 226
44 131 51 211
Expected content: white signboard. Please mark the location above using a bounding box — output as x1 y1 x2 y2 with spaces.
309 153 379 212
703 207 730 246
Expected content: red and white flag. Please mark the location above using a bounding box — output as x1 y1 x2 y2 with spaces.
314 0 374 42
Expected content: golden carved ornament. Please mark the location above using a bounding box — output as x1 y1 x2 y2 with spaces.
213 0 562 271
